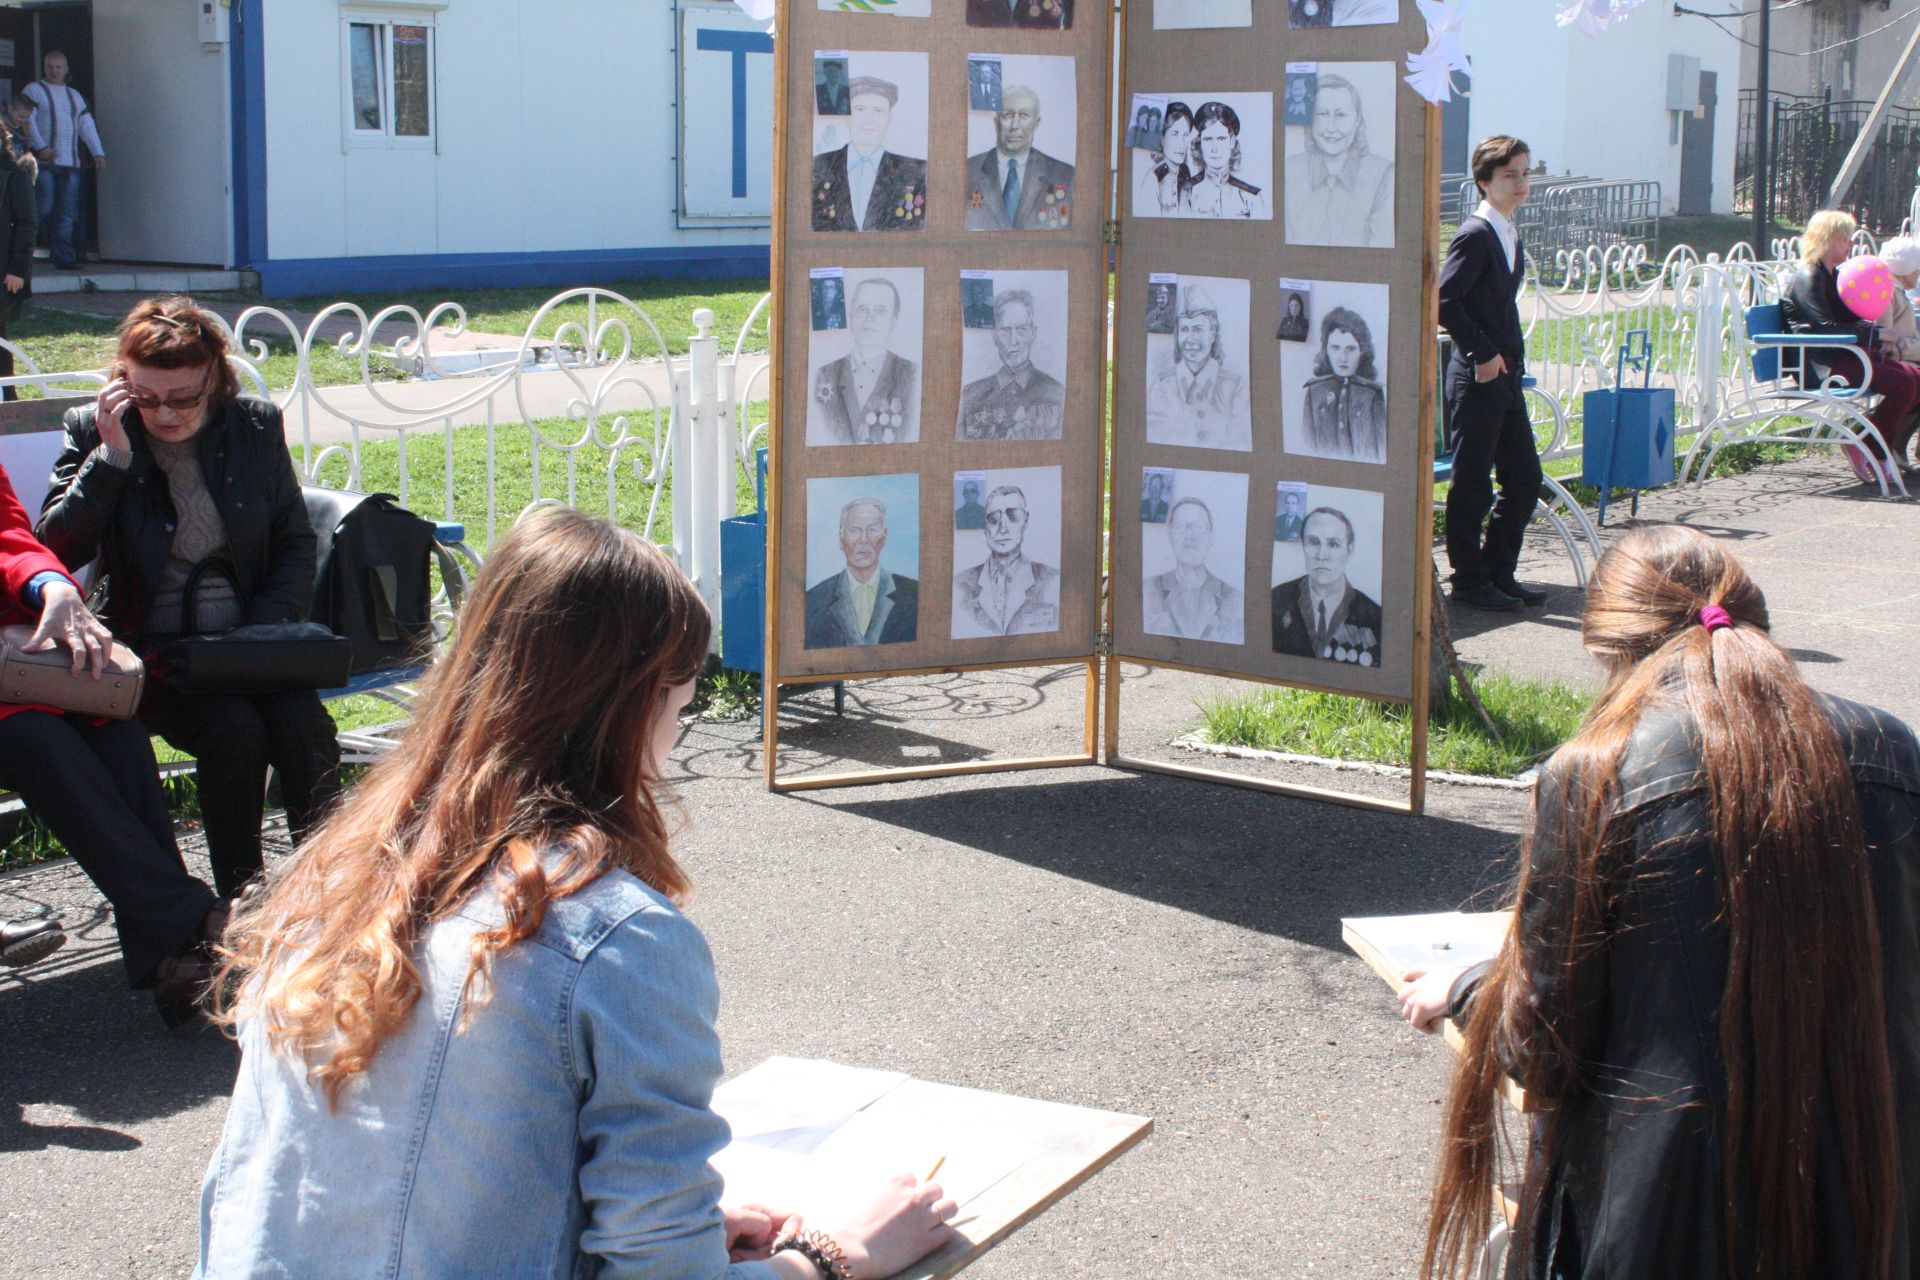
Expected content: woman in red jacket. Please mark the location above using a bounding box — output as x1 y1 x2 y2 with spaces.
0 460 223 1024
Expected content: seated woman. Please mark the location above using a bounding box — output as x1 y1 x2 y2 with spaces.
1870 234 1920 473
1780 208 1920 482
37 297 339 900
0 459 224 1020
1402 524 1920 1279
198 509 958 1279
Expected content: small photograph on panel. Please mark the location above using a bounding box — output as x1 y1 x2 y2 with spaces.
819 0 933 14
1128 93 1272 221
961 274 997 330
967 0 1073 30
807 267 924 446
1153 0 1253 28
1276 278 1313 343
1145 274 1252 452
804 472 921 650
1273 480 1309 542
1140 467 1174 523
968 55 1003 111
1125 95 1168 153
955 471 989 529
964 54 1076 232
810 268 848 331
1283 61 1396 249
1269 483 1386 668
1140 468 1248 645
813 51 929 232
1145 274 1179 335
951 465 1064 639
1288 0 1397 28
1282 65 1316 127
956 268 1070 440
1279 279 1390 464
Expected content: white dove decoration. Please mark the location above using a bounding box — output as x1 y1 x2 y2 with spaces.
1556 0 1644 35
1404 0 1471 105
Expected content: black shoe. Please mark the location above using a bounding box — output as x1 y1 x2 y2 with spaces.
1492 577 1549 606
0 917 66 968
52 260 80 270
1451 582 1523 611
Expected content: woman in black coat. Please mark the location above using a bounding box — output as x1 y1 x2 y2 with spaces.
1404 524 1919 1280
0 101 36 400
37 297 340 900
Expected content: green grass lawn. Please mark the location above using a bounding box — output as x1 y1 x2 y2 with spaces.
1200 673 1593 777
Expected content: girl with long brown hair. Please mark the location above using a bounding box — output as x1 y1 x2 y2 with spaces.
1401 524 1920 1279
194 509 957 1279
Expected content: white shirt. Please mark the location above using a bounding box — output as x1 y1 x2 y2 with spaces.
24 80 104 168
1476 199 1518 272
848 147 883 231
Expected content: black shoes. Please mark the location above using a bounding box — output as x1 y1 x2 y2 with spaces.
1491 577 1549 606
1450 582 1522 611
0 917 66 968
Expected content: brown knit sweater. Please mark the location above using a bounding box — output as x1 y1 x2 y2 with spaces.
147 435 243 635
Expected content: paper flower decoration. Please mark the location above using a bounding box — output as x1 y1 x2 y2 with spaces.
732 0 776 20
1404 0 1471 105
1556 0 1644 35
1838 255 1898 323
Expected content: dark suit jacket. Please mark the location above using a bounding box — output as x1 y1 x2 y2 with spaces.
1270 576 1384 666
1782 262 1873 384
811 351 918 444
815 82 850 116
812 148 927 233
803 568 919 649
1438 215 1527 372
964 148 1075 231
967 0 1072 28
1302 375 1387 462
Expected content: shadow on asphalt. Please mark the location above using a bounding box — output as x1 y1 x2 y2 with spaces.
0 946 237 1151
826 770 1517 950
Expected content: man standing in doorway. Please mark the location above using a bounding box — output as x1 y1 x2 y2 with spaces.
23 50 105 271
1437 135 1542 611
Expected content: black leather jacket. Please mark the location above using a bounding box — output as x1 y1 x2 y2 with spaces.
1461 693 1920 1279
1781 262 1872 384
35 396 315 642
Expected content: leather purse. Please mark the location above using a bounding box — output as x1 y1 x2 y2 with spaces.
148 559 353 695
0 624 145 719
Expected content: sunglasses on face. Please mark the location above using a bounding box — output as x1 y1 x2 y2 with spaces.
127 381 210 413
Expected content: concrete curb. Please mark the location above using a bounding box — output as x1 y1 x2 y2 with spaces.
1171 731 1540 792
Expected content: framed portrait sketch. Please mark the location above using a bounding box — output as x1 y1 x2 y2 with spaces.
950 465 1065 640
1282 61 1396 248
1153 0 1253 27
803 472 921 650
964 54 1078 232
1286 0 1397 28
1143 273 1252 452
806 267 925 446
956 268 1071 440
818 0 933 14
812 51 929 232
1139 468 1248 646
967 0 1073 30
1269 483 1386 668
1279 278 1391 464
1127 91 1273 221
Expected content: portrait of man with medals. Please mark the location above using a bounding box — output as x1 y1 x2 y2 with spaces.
1270 507 1384 667
967 0 1073 29
811 277 921 446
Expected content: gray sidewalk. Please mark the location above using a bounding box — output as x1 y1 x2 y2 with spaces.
2 450 1913 1278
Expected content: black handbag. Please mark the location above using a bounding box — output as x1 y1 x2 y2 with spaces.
302 486 437 676
149 559 353 694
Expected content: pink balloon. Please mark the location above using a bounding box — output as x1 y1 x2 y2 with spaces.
1838 255 1896 323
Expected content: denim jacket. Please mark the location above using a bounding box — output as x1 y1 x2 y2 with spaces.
195 867 781 1280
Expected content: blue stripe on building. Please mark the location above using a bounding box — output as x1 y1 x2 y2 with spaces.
255 245 772 299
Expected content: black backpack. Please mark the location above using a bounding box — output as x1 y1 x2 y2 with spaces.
302 486 438 676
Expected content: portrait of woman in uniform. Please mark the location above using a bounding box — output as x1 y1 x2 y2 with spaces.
1280 278 1390 464
1128 91 1272 222
807 267 925 446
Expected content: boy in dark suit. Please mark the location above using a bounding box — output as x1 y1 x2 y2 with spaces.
1437 134 1544 611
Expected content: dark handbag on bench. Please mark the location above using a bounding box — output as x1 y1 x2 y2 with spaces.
148 559 353 694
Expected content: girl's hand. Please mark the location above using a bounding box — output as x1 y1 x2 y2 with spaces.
1399 964 1472 1033
804 1173 960 1280
723 1201 791 1261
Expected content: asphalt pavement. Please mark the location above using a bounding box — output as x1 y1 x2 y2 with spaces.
2 451 1913 1278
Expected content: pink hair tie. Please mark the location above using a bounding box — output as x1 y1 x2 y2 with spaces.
1699 605 1733 632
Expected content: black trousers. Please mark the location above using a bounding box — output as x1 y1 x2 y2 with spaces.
1443 361 1544 589
137 685 342 899
0 711 218 986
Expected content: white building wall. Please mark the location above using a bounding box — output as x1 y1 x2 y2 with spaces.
92 0 231 264
1467 0 1741 214
260 0 766 265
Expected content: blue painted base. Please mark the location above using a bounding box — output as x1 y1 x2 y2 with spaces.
255 243 771 299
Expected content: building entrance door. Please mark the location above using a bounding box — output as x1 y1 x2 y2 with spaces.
1679 70 1717 216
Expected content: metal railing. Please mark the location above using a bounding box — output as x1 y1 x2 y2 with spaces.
1444 176 1661 259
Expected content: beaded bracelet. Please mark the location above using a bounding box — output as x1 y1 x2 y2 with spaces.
772 1230 854 1280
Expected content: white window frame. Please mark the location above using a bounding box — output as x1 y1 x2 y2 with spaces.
340 7 440 152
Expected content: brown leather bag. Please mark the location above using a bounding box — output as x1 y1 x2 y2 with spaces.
0 624 144 719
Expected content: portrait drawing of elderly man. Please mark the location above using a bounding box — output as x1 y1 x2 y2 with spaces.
1284 73 1394 248
953 486 1061 638
1146 283 1251 450
804 497 920 649
967 0 1073 29
965 85 1075 232
957 289 1066 440
1142 496 1244 644
1183 101 1267 220
1135 102 1197 216
814 76 927 233
811 278 919 445
1271 507 1383 667
1300 306 1387 463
